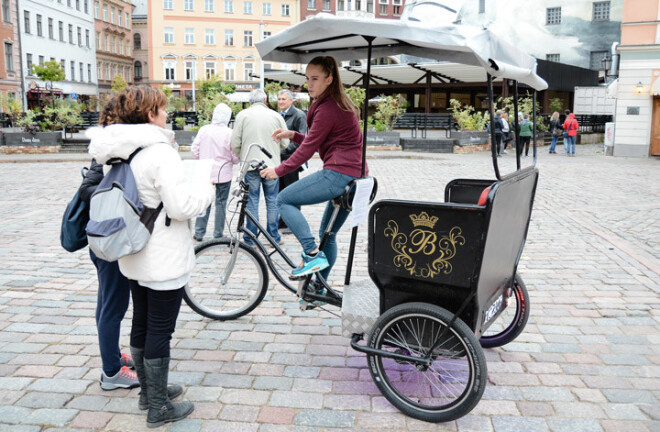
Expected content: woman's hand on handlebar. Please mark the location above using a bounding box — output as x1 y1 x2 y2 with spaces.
272 129 294 142
260 167 279 180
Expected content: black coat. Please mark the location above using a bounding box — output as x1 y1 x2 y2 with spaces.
79 159 104 203
281 105 307 160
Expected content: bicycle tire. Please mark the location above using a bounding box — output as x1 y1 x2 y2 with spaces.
184 239 268 320
479 274 530 348
367 302 487 423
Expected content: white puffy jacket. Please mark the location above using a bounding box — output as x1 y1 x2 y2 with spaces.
88 124 214 289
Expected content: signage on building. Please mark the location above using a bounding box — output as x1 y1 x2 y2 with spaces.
71 93 78 99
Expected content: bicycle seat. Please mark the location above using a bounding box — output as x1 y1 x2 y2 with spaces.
332 177 378 210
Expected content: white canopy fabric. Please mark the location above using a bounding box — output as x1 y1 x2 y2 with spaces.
256 13 548 91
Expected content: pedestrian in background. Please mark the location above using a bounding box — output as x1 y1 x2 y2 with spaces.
548 112 561 154
192 103 238 241
518 113 534 157
89 85 214 428
277 89 307 235
488 110 504 157
231 89 289 246
563 109 580 157
501 112 512 154
80 99 139 391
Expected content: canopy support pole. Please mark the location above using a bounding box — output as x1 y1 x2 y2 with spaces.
513 80 520 170
487 74 501 180
344 35 374 287
532 91 537 164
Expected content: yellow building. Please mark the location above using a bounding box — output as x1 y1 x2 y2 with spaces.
144 0 299 99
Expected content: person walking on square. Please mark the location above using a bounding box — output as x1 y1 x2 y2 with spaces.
563 110 579 156
80 99 140 392
548 111 561 154
260 56 366 282
89 86 214 428
488 110 504 157
277 89 307 234
231 89 289 246
518 113 534 157
191 103 238 241
501 112 512 154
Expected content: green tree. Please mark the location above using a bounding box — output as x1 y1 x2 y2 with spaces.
448 99 487 131
549 97 563 114
371 94 406 131
31 60 66 108
346 87 366 116
111 74 128 94
264 81 286 109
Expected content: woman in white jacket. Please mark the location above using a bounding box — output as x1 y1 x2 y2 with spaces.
88 86 213 428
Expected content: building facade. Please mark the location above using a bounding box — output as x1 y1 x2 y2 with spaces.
93 0 134 98
612 0 660 157
457 0 623 72
19 0 97 108
301 0 406 20
132 0 149 85
0 0 22 105
144 0 299 99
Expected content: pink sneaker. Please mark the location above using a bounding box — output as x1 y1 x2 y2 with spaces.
100 365 139 390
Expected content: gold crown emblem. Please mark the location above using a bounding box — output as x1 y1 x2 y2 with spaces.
409 212 439 229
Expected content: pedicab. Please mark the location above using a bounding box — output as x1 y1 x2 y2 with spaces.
184 13 547 422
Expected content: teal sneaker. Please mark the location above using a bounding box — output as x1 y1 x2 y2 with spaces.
291 251 329 277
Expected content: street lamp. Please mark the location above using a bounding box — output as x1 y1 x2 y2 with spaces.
601 55 611 80
635 81 644 94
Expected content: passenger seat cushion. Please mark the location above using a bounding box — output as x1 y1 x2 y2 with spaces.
478 186 492 206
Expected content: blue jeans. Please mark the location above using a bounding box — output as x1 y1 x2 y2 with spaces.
90 250 130 377
277 169 356 280
549 135 559 152
564 135 576 154
195 181 231 239
244 170 280 244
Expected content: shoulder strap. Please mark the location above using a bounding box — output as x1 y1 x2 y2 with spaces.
106 147 143 165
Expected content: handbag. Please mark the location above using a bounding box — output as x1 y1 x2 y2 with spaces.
60 167 90 252
552 128 563 138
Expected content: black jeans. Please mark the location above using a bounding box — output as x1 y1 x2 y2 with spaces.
520 136 531 156
129 280 184 360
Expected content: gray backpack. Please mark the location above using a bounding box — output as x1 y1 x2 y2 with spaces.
86 148 165 262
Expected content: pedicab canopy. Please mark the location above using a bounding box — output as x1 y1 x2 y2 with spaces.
256 13 548 92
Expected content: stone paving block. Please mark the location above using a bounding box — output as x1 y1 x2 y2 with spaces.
602 389 658 404
15 391 73 409
188 401 223 420
294 409 355 428
27 378 91 394
200 420 259 432
0 377 33 390
65 395 110 411
264 343 306 353
270 391 324 409
104 413 153 431
2 342 47 353
600 419 653 432
0 405 33 423
472 400 520 416
520 387 575 402
1 425 41 432
168 371 205 386
491 416 549 432
253 376 294 391
219 389 270 406
355 412 407 429
323 394 371 411
69 410 113 429
552 401 606 419
516 401 555 417
602 403 649 420
257 406 297 424
203 373 254 389
24 408 78 427
546 418 605 432
456 415 494 431
185 386 223 401
219 404 260 422
168 418 204 432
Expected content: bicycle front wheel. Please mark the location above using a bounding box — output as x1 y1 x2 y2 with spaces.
479 274 530 348
184 239 268 320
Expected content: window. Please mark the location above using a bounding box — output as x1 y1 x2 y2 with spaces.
1 0 9 22
97 62 101 79
103 4 108 21
323 0 330 10
125 12 129 27
185 28 195 44
224 61 235 80
379 4 387 14
479 0 485 13
48 18 53 38
77 27 82 46
367 0 374 12
76 0 80 10
119 38 123 54
125 41 130 56
67 0 71 6
224 0 233 12
590 50 608 70
4 43 12 72
308 0 315 9
205 61 216 78
88 63 92 82
134 33 141 50
26 53 32 74
338 0 344 10
163 0 173 9
86 29 90 47
70 60 75 81
112 35 116 53
104 63 109 79
225 29 234 45
393 5 400 14
80 63 83 82
185 0 193 10
244 30 252 46
59 21 64 41
104 34 109 50
593 1 610 21
546 7 561 25
118 9 122 26
38 55 44 65
24 11 30 34
164 27 174 44
69 24 73 43
263 2 271 14
36 14 42 36
244 62 253 80
84 0 89 13
205 0 213 11
205 28 214 44
244 1 252 13
134 61 142 78
110 6 115 23
263 31 271 38
281 4 289 15
94 1 99 18
185 60 195 80
96 31 100 49
546 53 560 62
164 60 175 80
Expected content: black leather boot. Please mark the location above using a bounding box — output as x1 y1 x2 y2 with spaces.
143 357 193 427
130 347 183 410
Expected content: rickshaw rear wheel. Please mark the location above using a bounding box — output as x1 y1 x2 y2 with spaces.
479 274 530 348
367 302 487 423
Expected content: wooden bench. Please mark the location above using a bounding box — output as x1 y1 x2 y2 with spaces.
393 113 455 138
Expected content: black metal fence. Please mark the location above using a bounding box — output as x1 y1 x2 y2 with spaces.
543 114 612 134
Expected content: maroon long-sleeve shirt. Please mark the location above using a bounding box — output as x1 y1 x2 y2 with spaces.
274 94 367 179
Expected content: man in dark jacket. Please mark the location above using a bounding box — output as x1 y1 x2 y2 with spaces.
488 110 505 157
277 89 307 233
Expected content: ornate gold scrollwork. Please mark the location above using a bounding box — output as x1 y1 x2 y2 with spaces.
384 212 465 279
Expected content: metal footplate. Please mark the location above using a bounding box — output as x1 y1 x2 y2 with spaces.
341 279 380 338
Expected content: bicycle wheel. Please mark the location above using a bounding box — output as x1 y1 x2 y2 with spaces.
479 274 530 348
184 239 268 320
367 302 487 423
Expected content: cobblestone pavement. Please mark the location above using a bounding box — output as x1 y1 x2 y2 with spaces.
0 144 659 431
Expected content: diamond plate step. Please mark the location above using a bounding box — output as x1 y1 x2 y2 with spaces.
341 278 380 338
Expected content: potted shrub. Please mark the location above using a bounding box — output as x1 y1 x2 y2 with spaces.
448 99 489 146
3 109 63 147
366 93 405 146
